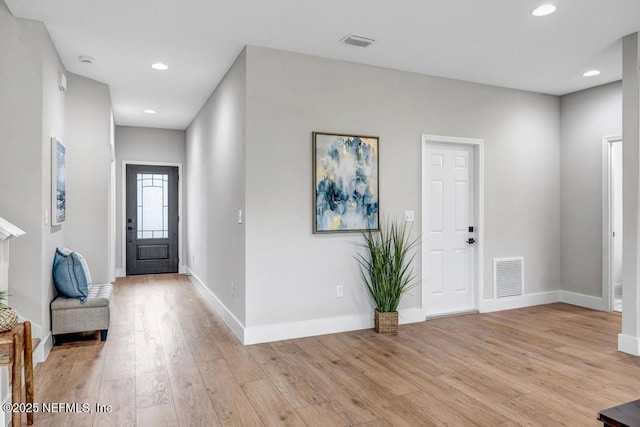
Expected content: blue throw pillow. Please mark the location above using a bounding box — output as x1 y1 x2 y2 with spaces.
53 248 89 303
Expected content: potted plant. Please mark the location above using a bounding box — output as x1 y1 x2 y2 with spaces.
0 290 17 333
355 218 419 334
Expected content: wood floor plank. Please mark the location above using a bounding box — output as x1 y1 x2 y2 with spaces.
135 371 174 409
339 349 420 396
136 403 179 427
246 343 329 408
165 361 220 427
216 341 265 385
198 358 263 426
241 379 306 426
295 403 351 426
272 344 379 424
101 341 136 381
178 313 223 363
95 377 136 427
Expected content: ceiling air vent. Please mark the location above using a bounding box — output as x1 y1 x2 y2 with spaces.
340 34 375 48
78 55 95 65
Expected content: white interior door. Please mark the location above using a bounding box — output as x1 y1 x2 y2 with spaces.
423 143 475 316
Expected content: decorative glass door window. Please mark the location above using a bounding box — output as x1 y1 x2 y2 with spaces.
137 173 169 239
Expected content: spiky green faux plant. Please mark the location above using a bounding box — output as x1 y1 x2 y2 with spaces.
355 218 420 313
0 290 9 309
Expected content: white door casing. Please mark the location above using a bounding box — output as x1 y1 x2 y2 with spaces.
602 135 623 311
422 135 484 317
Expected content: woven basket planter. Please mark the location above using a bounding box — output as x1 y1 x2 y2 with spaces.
0 308 17 333
374 310 398 334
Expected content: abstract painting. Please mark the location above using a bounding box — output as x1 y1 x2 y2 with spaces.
52 138 66 225
313 132 379 233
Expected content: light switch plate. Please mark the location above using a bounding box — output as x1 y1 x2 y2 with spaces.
238 210 243 224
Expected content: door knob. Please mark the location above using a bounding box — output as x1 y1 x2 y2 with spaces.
466 238 476 245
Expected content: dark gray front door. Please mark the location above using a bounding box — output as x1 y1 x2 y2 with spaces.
126 165 179 275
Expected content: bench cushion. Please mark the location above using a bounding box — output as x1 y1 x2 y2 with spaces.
51 283 113 310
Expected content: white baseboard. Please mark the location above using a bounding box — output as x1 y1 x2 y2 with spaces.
480 290 606 313
244 307 425 345
480 291 560 313
115 268 125 278
559 290 604 311
38 333 52 363
244 314 371 345
186 267 425 345
613 283 623 296
186 267 245 343
618 334 640 355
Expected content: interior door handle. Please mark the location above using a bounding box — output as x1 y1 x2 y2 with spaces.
127 226 135 231
466 238 476 245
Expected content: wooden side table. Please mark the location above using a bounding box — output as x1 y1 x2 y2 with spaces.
0 321 34 427
598 399 640 426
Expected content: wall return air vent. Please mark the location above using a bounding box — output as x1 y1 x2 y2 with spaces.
340 34 375 48
494 257 524 298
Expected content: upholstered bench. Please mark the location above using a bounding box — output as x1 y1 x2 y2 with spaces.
50 283 113 344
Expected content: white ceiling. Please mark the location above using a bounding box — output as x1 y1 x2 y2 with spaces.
6 0 640 130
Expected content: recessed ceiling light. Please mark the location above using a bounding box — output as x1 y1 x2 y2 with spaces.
151 62 168 71
531 4 557 16
144 109 157 114
583 70 601 77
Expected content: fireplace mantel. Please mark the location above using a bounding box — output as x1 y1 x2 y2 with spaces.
0 217 25 294
0 217 25 241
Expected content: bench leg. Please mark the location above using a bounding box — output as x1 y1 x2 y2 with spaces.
100 330 108 341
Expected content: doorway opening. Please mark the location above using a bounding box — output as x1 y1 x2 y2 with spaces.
603 135 623 312
124 163 181 275
421 134 484 317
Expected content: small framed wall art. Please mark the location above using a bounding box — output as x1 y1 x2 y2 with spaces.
52 138 66 225
313 132 379 233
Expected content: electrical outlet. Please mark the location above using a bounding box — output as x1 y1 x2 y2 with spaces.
404 210 415 222
231 282 235 297
336 285 344 298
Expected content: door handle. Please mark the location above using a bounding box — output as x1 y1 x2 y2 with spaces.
127 226 135 231
466 238 476 245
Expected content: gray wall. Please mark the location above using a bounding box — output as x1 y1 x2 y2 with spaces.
243 46 561 328
0 1 63 332
559 81 622 297
1 1 113 352
621 33 640 344
114 125 186 275
64 73 113 284
186 49 247 325
40 30 67 335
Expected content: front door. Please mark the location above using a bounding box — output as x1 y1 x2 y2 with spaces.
126 165 179 275
423 143 475 316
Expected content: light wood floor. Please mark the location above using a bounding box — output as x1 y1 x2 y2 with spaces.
31 274 637 426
